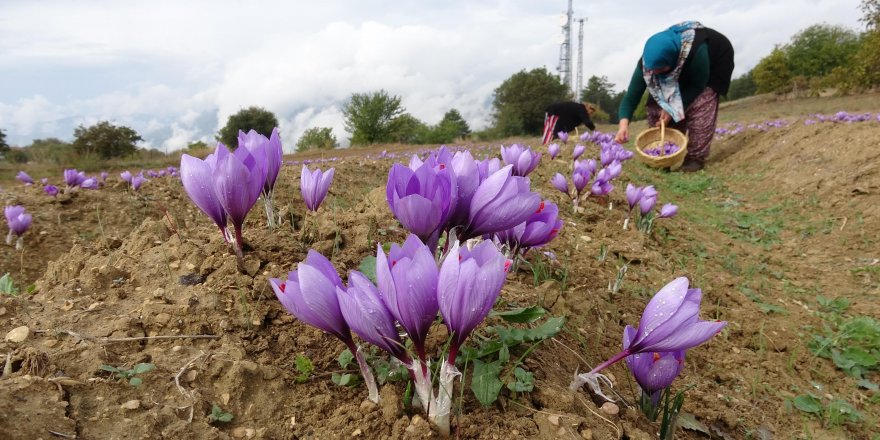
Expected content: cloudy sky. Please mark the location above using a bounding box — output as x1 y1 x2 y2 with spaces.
0 0 864 151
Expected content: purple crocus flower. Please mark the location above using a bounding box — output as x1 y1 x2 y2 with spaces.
337 270 410 363
386 162 456 247
120 171 133 183
600 148 615 167
463 165 541 240
438 240 508 361
100 171 109 182
477 157 502 182
63 169 84 187
375 234 439 357
658 203 678 218
570 277 726 394
214 143 264 249
557 131 569 144
606 161 623 180
147 170 159 178
574 158 597 177
16 171 34 185
590 179 613 197
448 150 480 227
624 325 685 403
269 250 350 341
239 128 283 196
550 173 569 195
4 205 32 249
40 178 48 185
180 152 228 239
639 193 657 215
626 183 643 212
44 185 59 197
572 144 586 160
131 173 147 192
548 143 561 159
300 165 335 212
500 144 541 177
517 201 563 249
572 171 589 195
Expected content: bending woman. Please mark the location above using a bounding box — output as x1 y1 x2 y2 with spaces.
614 22 734 172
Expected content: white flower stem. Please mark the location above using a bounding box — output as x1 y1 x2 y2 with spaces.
409 358 434 415
262 193 277 229
353 345 380 404
430 360 460 437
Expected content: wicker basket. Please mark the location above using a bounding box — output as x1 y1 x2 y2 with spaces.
634 120 689 170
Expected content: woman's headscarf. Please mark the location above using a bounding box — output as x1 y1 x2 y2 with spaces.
642 21 703 122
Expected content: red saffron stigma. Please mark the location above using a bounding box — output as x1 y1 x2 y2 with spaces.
391 260 397 267
439 164 446 169
652 352 661 362
279 282 286 292
504 260 512 272
535 201 545 213
550 228 559 235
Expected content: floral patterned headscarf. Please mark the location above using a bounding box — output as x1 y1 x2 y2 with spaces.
642 21 704 122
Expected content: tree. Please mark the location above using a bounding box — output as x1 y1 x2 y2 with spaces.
725 71 757 101
389 114 428 144
785 24 860 78
343 90 406 146
73 121 143 159
26 138 76 164
420 109 471 144
0 128 8 155
861 0 880 29
753 47 792 94
579 75 618 120
492 68 570 136
296 127 339 152
218 106 280 149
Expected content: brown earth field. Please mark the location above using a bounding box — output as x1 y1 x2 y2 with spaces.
1 93 878 439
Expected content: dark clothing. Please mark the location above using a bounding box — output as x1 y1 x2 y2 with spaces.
618 27 734 120
545 101 596 133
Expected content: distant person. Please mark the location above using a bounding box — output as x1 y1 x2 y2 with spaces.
614 21 734 172
542 101 597 145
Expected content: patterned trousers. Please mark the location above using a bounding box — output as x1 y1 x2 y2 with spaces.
647 87 719 162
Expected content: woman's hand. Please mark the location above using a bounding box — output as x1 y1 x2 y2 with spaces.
614 119 630 143
659 110 672 125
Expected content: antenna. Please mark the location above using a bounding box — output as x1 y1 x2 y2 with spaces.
556 0 574 94
576 17 587 99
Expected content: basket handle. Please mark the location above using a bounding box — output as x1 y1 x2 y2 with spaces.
660 118 665 143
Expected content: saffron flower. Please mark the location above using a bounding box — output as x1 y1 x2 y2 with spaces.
624 326 685 414
548 143 561 159
550 173 569 195
16 171 34 185
477 157 502 182
434 240 508 435
214 143 265 253
376 235 440 409
462 165 541 240
572 144 586 160
131 173 147 192
558 131 569 144
240 128 283 228
500 144 541 177
571 277 726 396
658 203 678 218
300 165 335 212
63 169 85 189
120 170 133 183
180 151 228 240
4 205 32 250
447 151 480 228
386 162 456 248
626 183 643 212
337 271 410 364
496 201 563 252
269 250 380 403
44 185 59 197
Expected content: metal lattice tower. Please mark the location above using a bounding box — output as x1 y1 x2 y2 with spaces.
556 0 574 93
575 17 587 98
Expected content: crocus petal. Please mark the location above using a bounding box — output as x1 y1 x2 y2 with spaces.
180 154 227 229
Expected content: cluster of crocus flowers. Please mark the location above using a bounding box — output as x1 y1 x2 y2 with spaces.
269 234 510 436
492 199 563 263
4 205 32 250
62 168 99 192
570 277 727 402
385 147 541 249
625 183 678 232
179 136 271 263
642 141 681 157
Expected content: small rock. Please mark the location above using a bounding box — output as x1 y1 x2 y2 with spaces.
0 307 6 316
580 235 591 242
154 313 171 325
580 428 593 440
232 427 248 438
43 339 59 348
169 261 180 269
351 428 362 437
222 393 231 405
184 370 198 382
360 399 377 412
120 399 140 410
600 402 619 416
171 345 184 352
557 427 566 437
245 428 255 438
5 326 30 343
186 262 197 271
547 414 560 426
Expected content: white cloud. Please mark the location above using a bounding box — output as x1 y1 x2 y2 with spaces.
0 0 865 148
